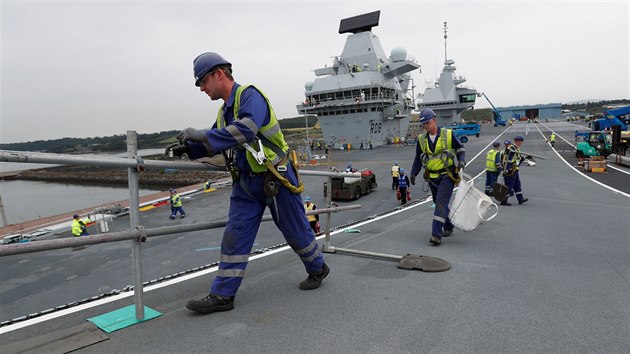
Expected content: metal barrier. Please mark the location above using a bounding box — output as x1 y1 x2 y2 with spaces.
0 130 361 321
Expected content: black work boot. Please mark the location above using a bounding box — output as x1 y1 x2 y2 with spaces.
500 200 511 206
442 229 453 237
430 236 442 245
299 263 330 290
186 294 234 314
518 198 529 205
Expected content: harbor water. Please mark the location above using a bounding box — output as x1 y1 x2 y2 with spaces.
0 149 166 225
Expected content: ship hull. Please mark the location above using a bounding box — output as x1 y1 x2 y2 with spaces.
317 112 409 149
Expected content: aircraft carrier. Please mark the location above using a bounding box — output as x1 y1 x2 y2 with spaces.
297 11 419 149
1 119 629 353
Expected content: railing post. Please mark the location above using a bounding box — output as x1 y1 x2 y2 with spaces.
127 130 145 320
323 176 334 252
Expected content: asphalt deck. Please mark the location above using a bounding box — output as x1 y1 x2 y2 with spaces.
1 121 629 353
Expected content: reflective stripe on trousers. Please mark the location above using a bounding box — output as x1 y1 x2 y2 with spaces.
504 172 524 203
211 163 324 297
428 174 455 237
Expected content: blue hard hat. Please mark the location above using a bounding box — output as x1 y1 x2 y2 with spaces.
193 52 231 87
492 141 501 147
514 135 525 142
73 214 79 218
394 161 398 165
399 168 405 173
504 139 511 145
419 108 436 123
170 188 176 193
304 196 311 202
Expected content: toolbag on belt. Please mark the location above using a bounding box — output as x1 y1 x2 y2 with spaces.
251 133 304 194
423 165 461 184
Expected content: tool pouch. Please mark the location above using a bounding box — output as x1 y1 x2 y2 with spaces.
423 169 430 181
264 172 280 197
446 165 461 184
229 165 240 183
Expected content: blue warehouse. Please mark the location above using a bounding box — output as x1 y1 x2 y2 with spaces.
497 103 562 120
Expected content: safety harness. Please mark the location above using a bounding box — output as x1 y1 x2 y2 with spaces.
218 85 304 205
418 129 461 184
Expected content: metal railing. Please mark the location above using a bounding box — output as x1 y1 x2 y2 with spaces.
0 130 360 321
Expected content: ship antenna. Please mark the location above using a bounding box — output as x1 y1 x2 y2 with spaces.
443 21 448 64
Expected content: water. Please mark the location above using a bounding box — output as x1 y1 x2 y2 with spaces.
0 149 166 225
0 148 164 173
0 180 160 225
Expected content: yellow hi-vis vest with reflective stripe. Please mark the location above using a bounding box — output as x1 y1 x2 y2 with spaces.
486 149 499 172
391 166 400 177
418 129 455 179
305 203 316 222
216 84 289 173
171 194 182 207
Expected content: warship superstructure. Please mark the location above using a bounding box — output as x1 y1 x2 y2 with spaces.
417 22 478 126
296 11 420 149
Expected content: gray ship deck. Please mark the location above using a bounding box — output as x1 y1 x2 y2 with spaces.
2 122 629 353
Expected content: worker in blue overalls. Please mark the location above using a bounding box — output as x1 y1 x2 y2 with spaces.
410 108 466 246
169 189 186 219
501 135 528 206
397 168 410 205
172 52 328 314
484 141 502 195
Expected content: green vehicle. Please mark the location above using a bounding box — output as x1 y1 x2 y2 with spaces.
575 131 612 158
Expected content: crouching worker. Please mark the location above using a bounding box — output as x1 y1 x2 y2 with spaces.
71 214 90 236
173 52 329 314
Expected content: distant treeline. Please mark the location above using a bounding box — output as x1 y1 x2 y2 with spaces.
562 99 630 114
3 100 626 153
1 117 317 153
0 130 179 153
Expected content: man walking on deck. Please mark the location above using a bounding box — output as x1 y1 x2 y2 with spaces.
391 162 400 190
485 141 502 195
410 108 466 246
172 52 329 314
397 168 410 205
169 189 186 219
501 135 528 206
549 132 556 148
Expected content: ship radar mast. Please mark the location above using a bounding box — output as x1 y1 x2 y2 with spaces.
443 21 448 64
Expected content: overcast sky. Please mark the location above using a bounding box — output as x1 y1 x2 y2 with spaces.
1 0 628 144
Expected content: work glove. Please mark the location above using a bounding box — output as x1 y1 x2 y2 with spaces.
456 161 465 174
177 127 207 144
410 175 416 185
164 142 190 158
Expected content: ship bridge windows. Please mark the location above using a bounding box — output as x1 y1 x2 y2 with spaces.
459 94 476 103
311 87 398 103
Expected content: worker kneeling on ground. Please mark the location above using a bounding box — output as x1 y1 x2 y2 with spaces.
71 214 90 236
303 196 320 234
409 108 466 246
171 52 329 314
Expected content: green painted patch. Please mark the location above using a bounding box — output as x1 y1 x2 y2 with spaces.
88 305 161 333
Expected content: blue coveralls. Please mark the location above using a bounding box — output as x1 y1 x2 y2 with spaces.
410 128 465 240
503 146 525 203
186 83 324 298
170 194 186 219
398 174 409 205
